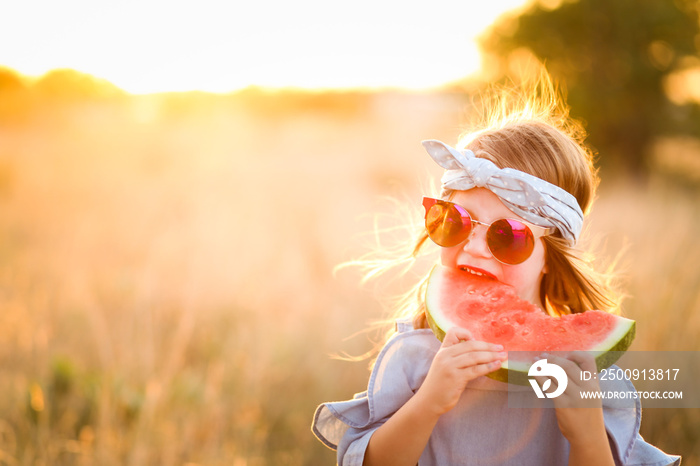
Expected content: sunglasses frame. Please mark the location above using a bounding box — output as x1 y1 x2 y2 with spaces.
422 197 554 265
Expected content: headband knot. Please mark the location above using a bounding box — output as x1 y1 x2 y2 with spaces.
422 139 584 245
454 156 498 188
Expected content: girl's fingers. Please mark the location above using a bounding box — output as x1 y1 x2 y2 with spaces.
545 353 591 386
442 327 474 347
454 350 507 369
472 360 503 377
567 351 597 374
450 339 504 355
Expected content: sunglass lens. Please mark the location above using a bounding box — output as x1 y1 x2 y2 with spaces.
425 201 471 247
487 219 535 265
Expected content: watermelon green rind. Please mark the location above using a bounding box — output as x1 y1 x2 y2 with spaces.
423 266 462 340
424 265 636 386
425 305 447 342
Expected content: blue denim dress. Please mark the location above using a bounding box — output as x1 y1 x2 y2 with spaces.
313 320 681 466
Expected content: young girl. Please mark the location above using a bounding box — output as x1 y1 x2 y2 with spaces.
312 79 680 465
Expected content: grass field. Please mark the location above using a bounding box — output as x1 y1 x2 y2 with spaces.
0 90 697 465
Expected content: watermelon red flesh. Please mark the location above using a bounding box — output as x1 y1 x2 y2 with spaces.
424 265 636 384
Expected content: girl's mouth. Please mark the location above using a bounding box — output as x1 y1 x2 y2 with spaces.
458 265 497 280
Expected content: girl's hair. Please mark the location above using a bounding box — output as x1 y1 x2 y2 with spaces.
352 73 622 355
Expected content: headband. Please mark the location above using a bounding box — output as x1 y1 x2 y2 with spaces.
422 139 584 245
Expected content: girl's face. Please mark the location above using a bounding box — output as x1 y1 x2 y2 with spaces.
439 188 548 310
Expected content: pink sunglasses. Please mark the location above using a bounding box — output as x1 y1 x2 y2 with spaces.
422 197 553 265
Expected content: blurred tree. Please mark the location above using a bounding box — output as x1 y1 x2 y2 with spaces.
34 68 124 101
480 0 700 175
0 67 26 92
0 67 31 122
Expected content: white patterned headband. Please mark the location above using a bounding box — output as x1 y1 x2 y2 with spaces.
422 139 584 245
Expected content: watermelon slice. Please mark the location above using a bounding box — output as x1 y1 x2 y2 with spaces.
424 265 635 385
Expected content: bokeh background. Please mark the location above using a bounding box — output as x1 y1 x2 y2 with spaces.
1 0 700 464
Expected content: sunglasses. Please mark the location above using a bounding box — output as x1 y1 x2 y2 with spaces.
422 197 553 265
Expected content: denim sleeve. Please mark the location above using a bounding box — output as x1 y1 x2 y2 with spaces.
601 375 681 466
335 426 380 466
624 434 681 466
311 329 438 465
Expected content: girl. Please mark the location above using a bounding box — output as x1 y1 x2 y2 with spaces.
312 79 680 465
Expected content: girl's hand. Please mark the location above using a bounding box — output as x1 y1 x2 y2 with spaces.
532 352 607 443
416 327 507 416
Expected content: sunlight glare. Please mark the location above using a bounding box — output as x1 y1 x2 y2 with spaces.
0 0 528 93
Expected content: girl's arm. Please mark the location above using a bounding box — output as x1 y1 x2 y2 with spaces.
363 327 507 466
362 386 441 466
539 353 615 466
566 408 615 466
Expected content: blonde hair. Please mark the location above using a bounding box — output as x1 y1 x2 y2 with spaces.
354 74 621 355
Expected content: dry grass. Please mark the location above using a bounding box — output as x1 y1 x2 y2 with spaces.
0 91 697 465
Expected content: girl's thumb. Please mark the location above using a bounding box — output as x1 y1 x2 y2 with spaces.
442 327 473 347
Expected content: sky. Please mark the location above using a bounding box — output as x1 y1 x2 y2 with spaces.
0 0 529 94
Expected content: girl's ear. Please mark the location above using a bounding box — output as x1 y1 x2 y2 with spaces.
542 253 549 275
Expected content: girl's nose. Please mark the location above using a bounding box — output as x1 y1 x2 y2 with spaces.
461 224 491 258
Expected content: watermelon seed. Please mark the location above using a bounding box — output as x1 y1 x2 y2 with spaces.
491 297 499 302
521 328 531 336
499 316 509 323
